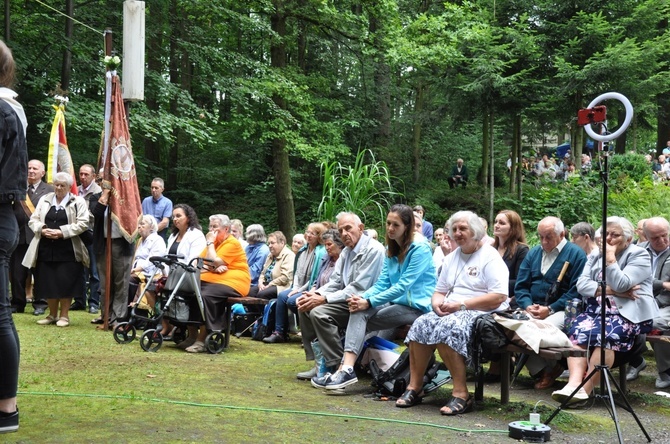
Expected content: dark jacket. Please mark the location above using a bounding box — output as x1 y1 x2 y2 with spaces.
450 164 468 182
0 99 27 204
503 244 529 298
514 242 587 312
13 181 53 244
90 197 134 257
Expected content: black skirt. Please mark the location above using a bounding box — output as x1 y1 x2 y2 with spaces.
34 205 84 299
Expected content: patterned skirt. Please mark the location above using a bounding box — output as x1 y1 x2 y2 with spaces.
568 296 652 352
405 310 479 366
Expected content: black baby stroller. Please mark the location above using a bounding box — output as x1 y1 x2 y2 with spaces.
113 254 226 354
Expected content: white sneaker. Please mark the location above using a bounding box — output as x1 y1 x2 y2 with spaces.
551 386 589 404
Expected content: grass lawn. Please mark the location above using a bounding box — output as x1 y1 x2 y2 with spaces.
6 309 670 443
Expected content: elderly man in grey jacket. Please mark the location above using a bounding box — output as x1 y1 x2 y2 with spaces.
296 212 385 381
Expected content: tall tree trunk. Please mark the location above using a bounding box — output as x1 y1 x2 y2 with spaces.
510 114 520 193
144 0 167 171
480 112 489 187
411 82 425 184
4 0 9 41
368 12 390 150
271 0 296 239
657 93 670 155
615 109 627 154
167 0 180 190
60 0 73 91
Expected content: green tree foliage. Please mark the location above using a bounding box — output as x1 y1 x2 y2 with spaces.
6 0 670 234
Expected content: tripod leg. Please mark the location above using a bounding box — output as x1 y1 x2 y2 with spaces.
605 367 652 442
600 367 625 444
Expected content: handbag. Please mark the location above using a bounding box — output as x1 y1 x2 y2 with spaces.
79 229 94 246
493 313 573 353
164 263 201 295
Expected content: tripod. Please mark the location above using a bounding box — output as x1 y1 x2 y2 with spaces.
544 93 651 444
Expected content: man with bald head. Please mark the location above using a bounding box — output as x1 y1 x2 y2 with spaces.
295 212 385 382
626 217 670 386
10 159 53 314
514 216 587 389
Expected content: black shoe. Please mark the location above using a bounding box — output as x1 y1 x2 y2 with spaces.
10 307 23 314
0 409 19 434
89 306 99 314
70 303 86 311
263 332 287 343
33 308 45 316
90 316 104 324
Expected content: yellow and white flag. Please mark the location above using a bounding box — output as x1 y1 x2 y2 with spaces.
47 103 78 194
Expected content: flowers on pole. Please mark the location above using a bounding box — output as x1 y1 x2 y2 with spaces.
104 55 121 71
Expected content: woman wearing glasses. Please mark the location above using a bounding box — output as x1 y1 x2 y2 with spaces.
552 216 659 405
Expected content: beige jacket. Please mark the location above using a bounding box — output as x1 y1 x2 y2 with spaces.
22 192 90 268
260 247 295 293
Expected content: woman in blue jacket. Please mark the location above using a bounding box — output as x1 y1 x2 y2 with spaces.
317 204 436 390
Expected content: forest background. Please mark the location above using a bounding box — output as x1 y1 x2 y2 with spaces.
9 0 670 239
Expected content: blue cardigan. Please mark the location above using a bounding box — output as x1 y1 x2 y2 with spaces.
514 242 587 312
245 242 270 286
362 241 436 313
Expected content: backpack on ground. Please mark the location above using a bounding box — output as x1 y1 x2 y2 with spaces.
251 299 276 341
369 348 447 398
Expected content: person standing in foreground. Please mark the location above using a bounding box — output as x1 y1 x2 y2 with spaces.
72 163 102 313
10 159 52 315
0 39 26 433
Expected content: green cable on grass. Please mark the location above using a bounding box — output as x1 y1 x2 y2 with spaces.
19 391 508 434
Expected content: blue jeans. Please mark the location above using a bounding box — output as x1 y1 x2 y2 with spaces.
84 242 100 308
275 288 301 334
0 203 20 399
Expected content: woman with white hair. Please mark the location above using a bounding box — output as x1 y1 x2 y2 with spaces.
552 216 659 405
395 211 508 414
23 172 90 327
244 224 270 287
128 215 167 308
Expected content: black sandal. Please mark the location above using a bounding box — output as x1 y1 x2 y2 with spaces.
395 389 423 408
440 395 473 416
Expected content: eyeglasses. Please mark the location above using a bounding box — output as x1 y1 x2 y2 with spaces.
606 232 623 239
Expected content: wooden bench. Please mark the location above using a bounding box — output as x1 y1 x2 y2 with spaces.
475 344 587 404
480 335 670 404
222 296 269 348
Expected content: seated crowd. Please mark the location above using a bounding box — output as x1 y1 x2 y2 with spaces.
14 167 670 415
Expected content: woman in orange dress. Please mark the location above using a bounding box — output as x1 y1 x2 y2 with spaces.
184 214 251 353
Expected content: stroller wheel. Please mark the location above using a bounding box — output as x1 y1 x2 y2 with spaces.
113 322 137 344
205 331 225 354
140 329 164 352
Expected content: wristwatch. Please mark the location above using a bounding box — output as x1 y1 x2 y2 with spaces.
460 303 467 311
547 306 555 315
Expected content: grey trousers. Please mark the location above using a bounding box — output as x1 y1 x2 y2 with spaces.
96 240 132 324
300 302 349 367
526 311 566 375
344 304 423 356
652 306 670 374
